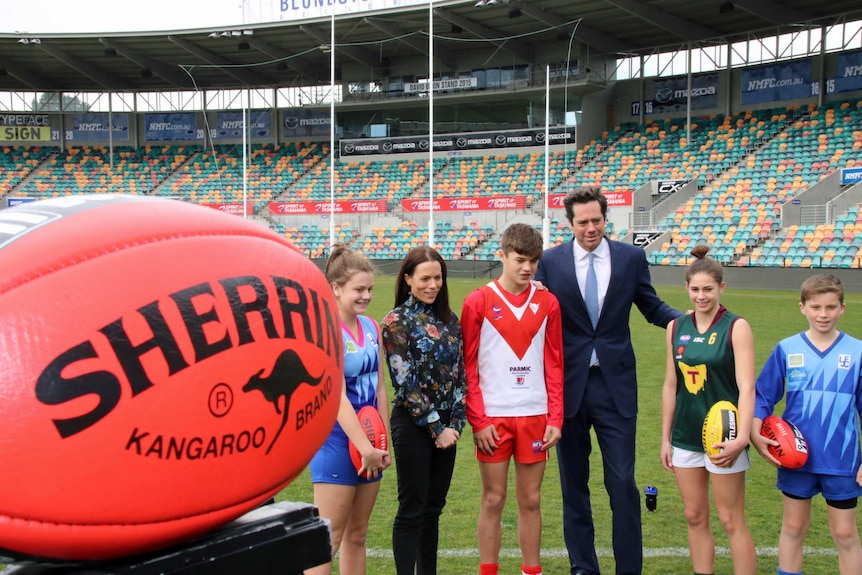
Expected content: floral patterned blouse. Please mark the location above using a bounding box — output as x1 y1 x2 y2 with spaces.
381 294 467 438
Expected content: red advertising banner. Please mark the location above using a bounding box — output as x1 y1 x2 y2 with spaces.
203 203 254 216
548 191 632 208
268 199 387 215
401 196 525 212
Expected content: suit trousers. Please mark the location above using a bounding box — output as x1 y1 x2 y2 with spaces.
557 366 642 575
390 405 457 575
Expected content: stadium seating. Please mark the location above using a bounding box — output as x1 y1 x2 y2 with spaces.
647 102 862 266
347 220 495 261
573 108 796 194
11 145 189 198
277 221 359 259
2 99 862 266
0 146 53 195
164 143 324 211
288 157 435 203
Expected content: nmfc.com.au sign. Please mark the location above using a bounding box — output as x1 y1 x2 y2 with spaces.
841 167 862 185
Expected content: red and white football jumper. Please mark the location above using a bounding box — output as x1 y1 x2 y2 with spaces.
462 280 564 434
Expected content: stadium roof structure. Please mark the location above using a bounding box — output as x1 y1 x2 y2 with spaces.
1 0 861 94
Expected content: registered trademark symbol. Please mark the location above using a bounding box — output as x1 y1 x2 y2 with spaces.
209 383 233 417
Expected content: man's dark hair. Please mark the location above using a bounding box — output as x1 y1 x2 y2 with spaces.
563 186 608 224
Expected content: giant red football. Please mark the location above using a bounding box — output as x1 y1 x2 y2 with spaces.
760 415 808 469
348 405 388 479
0 195 342 560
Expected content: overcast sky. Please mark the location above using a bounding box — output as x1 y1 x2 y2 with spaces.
0 0 253 34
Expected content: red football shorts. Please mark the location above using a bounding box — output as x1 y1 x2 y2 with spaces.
476 414 549 464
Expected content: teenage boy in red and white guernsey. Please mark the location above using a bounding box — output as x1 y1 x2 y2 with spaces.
462 223 564 575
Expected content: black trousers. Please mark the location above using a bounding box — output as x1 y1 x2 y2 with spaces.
390 406 458 575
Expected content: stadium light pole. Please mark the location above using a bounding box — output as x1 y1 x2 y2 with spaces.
686 44 692 144
242 89 248 220
108 93 114 171
329 9 336 250
543 65 550 249
427 0 435 248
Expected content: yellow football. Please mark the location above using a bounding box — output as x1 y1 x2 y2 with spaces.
702 400 739 461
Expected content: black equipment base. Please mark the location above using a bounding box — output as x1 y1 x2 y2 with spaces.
0 501 331 575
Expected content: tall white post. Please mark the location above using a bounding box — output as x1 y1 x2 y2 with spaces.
427 0 435 248
241 92 248 220
329 10 336 249
543 65 551 249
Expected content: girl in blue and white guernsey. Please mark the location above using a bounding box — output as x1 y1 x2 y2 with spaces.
306 244 391 575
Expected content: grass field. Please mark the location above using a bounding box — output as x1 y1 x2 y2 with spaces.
278 276 862 574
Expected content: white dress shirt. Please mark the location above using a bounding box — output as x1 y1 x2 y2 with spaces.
573 237 610 315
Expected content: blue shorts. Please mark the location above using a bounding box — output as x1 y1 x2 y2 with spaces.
309 436 382 486
777 468 862 502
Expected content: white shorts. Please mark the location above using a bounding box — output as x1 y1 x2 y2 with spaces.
671 446 750 475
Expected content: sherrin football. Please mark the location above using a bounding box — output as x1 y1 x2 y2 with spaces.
702 400 739 462
0 195 343 560
349 405 388 479
760 415 809 469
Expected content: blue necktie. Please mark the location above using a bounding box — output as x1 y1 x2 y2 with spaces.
586 252 599 328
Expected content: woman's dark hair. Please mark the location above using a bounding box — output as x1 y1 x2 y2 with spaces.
394 246 453 321
686 245 723 284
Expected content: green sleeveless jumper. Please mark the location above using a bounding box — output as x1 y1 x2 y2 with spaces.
670 306 740 452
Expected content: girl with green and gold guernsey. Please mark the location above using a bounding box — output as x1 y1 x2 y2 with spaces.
660 245 757 575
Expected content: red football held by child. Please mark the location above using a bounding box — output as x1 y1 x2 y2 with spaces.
0 195 343 561
349 405 388 478
760 414 809 469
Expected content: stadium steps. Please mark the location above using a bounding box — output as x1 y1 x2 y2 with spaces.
732 103 862 266
562 125 635 189
647 105 828 265
149 150 200 197
1 149 58 199
270 145 329 203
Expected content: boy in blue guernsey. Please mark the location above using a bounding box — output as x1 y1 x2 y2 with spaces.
752 274 862 575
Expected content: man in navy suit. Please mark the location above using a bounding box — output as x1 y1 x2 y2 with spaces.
535 187 680 575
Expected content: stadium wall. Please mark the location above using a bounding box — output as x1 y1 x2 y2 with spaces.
307 259 862 293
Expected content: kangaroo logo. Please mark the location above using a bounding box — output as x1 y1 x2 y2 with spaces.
243 349 325 454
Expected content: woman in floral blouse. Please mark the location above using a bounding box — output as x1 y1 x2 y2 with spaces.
381 246 467 575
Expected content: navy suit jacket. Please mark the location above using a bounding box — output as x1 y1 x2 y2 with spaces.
535 238 680 419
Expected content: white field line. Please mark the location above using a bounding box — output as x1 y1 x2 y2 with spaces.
365 546 837 559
